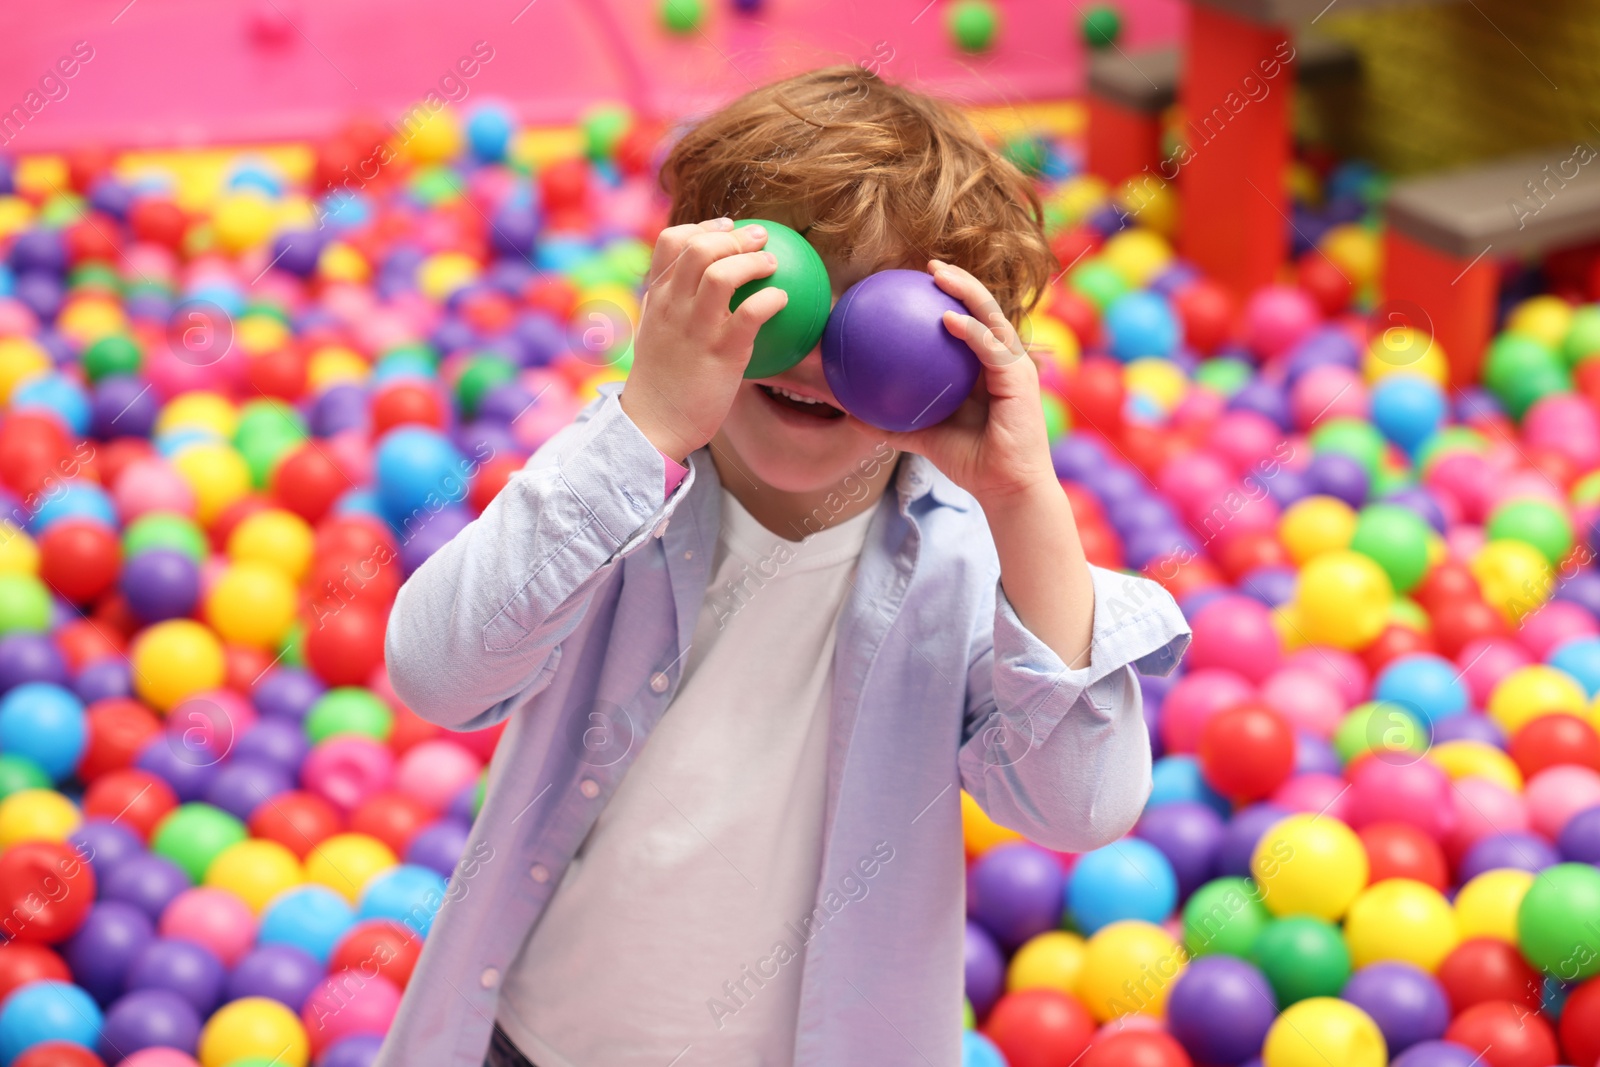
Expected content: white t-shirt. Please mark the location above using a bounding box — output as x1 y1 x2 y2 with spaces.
496 487 878 1067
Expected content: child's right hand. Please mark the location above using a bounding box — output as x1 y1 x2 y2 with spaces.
619 217 788 464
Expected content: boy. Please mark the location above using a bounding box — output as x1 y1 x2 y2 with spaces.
378 64 1189 1067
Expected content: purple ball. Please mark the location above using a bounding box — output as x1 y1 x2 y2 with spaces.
89 177 136 219
1284 326 1362 383
101 854 190 921
119 548 201 623
1166 955 1277 1065
1240 566 1297 607
1430 713 1504 747
431 315 477 357
226 943 325 1011
1089 464 1147 506
1134 802 1224 899
99 988 201 1059
270 230 325 277
311 383 371 438
9 229 67 274
321 1034 386 1067
1050 434 1106 482
203 758 294 822
455 420 519 463
490 204 539 258
963 920 1005 1018
1342 962 1449 1053
1294 732 1344 777
63 900 156 1005
476 382 536 425
512 313 567 368
399 505 472 575
1215 803 1288 879
1305 451 1368 507
1393 1040 1483 1067
73 657 132 703
69 819 144 884
1382 486 1448 535
14 271 64 319
968 843 1066 951
447 781 479 822
90 375 160 439
405 818 472 877
134 735 220 802
1106 495 1178 539
1260 464 1310 507
1555 569 1600 622
1460 830 1560 879
1558 806 1600 865
0 633 68 693
233 717 312 773
252 667 326 723
126 936 225 1014
1228 379 1292 430
822 270 980 432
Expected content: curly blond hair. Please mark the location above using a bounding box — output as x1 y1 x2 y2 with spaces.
656 64 1057 328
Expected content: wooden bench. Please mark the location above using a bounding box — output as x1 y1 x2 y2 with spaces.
1384 143 1600 385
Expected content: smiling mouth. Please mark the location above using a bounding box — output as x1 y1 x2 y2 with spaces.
758 383 846 420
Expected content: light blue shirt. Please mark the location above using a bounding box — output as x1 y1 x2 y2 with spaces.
374 383 1191 1067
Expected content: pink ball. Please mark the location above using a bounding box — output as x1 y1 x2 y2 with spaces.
393 740 483 814
1346 758 1456 840
301 973 402 1054
1260 667 1347 739
1443 777 1529 862
1187 596 1283 683
1270 772 1351 822
0 299 39 335
1291 364 1368 431
1426 451 1495 524
1208 489 1280 550
325 429 373 487
1157 453 1235 519
1520 601 1599 660
1525 394 1600 467
1244 285 1321 360
1457 638 1533 708
112 458 195 522
1170 388 1226 434
120 1052 202 1067
1282 647 1369 706
1208 411 1286 474
144 337 245 400
1487 473 1565 511
1445 525 1486 564
1525 765 1600 840
302 736 395 812
1160 668 1256 754
160 887 257 966
167 690 257 762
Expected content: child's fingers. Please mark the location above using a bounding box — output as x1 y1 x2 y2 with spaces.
649 218 735 288
665 226 766 305
942 310 1023 370
929 259 1025 359
720 286 789 356
696 249 779 310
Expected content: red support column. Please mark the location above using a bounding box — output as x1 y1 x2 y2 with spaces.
1383 230 1499 389
1087 96 1164 189
1178 3 1292 298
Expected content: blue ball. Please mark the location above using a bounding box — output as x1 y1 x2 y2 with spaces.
371 351 438 385
467 102 516 162
0 980 103 1065
1066 837 1179 933
27 480 115 536
1373 653 1468 725
373 427 468 527
1550 636 1600 697
259 886 355 964
12 374 90 437
962 1030 1007 1067
1149 754 1231 818
1371 375 1445 453
0 682 86 781
1104 291 1180 361
358 864 449 937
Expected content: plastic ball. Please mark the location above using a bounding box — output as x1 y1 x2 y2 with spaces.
1166 955 1276 1065
970 844 1066 951
1486 664 1586 734
129 621 225 712
1066 839 1178 934
1077 921 1186 1022
1441 1001 1559 1067
1262 998 1385 1067
298 973 400 1056
1252 916 1352 1005
0 982 103 1065
203 839 303 915
304 834 397 906
1343 878 1459 972
1251 813 1368 920
0 840 96 943
0 685 86 784
947 0 1000 51
1516 862 1600 979
981 988 1093 1067
1183 876 1271 958
327 921 422 991
659 0 705 33
152 804 246 883
1296 550 1393 650
196 997 308 1067
1199 704 1295 802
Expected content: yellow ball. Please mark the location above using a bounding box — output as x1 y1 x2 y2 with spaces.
198 996 309 1067
171 442 252 528
307 345 371 391
402 108 463 164
305 833 399 904
576 367 626 402
56 297 127 347
157 391 239 441
1116 181 1177 236
1279 495 1358 565
1507 294 1573 348
0 337 50 404
206 839 304 914
130 619 226 712
1125 358 1188 414
1295 550 1394 651
204 562 297 650
0 522 39 576
1006 931 1087 995
1287 162 1320 207
0 789 81 847
213 192 278 255
1472 539 1553 624
1365 326 1449 386
1252 813 1369 921
1022 314 1080 375
1262 998 1386 1067
1055 175 1110 224
318 241 370 283
1487 664 1587 734
0 197 34 239
1344 877 1459 972
1455 868 1534 943
1077 920 1187 1022
237 314 292 357
962 790 1023 857
1320 224 1381 290
228 508 315 582
1102 229 1174 287
1427 740 1524 792
418 252 481 301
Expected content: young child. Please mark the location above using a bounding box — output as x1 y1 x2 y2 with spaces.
377 64 1190 1067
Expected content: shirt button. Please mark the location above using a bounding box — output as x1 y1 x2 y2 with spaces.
650 672 669 693
529 864 550 883
653 519 670 538
579 778 600 799
480 967 500 989
683 550 693 560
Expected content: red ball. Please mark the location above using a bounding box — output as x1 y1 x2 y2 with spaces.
459 289 515 336
1413 559 1481 613
1077 521 1125 571
13 1043 106 1067
1066 357 1126 438
64 216 122 266
305 547 402 619
982 989 1096 1067
1050 287 1101 351
1361 624 1437 675
524 277 579 322
539 159 590 214
1296 253 1354 316
614 121 661 176
1356 822 1450 891
314 514 397 562
1442 1000 1559 1067
247 344 309 400
271 443 351 524
371 382 447 436
1431 599 1510 658
1437 939 1543 1015
1559 975 1600 1067
0 842 96 943
1509 713 1600 777
54 617 126 671
1081 1031 1192 1067
329 919 423 989
1145 552 1224 602
97 438 156 489
128 198 187 249
79 698 162 781
65 145 115 193
1215 529 1290 580
1577 357 1600 408
304 603 387 686
1198 704 1296 801
468 454 525 515
223 643 274 695
350 792 434 857
0 942 70 1003
249 790 343 859
1173 279 1235 355
37 519 121 604
0 413 74 500
388 704 443 756
82 768 176 840
209 496 271 554
1049 226 1102 282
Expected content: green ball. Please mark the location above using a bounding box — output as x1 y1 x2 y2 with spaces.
1042 392 1068 443
1183 877 1272 958
408 166 465 206
1564 305 1600 366
0 576 51 637
1003 136 1047 177
69 263 122 295
83 335 142 382
1518 863 1600 979
660 0 704 34
278 621 306 670
1310 417 1386 476
729 220 831 380
236 400 307 489
39 194 85 227
582 104 633 162
601 238 653 288
473 769 488 817
306 687 394 744
1067 260 1129 311
963 998 975 1029
1194 357 1254 398
456 355 518 420
123 512 209 563
152 803 248 883
0 755 50 799
1349 504 1432 593
1487 498 1574 567
1250 916 1350 1006
948 0 1000 52
1334 700 1428 765
1483 333 1569 420
1082 3 1123 48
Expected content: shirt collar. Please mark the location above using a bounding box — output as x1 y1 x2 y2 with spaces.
893 451 973 514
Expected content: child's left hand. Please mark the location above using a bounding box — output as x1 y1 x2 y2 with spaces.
857 259 1058 508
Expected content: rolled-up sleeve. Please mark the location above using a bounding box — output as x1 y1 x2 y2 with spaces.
959 564 1191 852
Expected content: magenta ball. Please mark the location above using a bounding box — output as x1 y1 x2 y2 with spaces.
1259 666 1345 739
1272 772 1352 822
300 973 402 1051
1243 285 1320 360
1518 600 1598 659
158 888 256 967
968 843 1065 951
1185 596 1282 683
1207 411 1286 473
1160 668 1255 754
301 735 395 811
1457 637 1534 706
1346 758 1455 841
393 740 482 814
1525 764 1600 839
